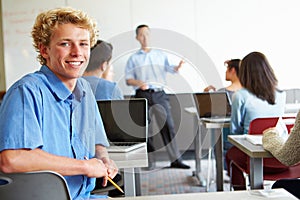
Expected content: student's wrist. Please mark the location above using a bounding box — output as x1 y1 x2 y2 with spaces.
81 159 91 176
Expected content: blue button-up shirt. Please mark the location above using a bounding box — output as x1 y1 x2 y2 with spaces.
82 76 124 100
0 65 109 200
125 49 177 90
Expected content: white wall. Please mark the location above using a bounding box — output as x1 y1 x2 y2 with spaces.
2 0 300 93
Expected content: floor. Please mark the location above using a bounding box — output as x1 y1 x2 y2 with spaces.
94 150 231 197
95 150 277 198
139 150 277 196
139 150 231 196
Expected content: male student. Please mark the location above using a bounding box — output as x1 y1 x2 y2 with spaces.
83 40 123 100
0 7 117 200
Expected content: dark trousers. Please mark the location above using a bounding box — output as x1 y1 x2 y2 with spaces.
135 89 182 163
226 146 291 190
272 179 300 199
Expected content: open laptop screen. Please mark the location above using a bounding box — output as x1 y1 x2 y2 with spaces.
194 92 231 118
97 98 148 143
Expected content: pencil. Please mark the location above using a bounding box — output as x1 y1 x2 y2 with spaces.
107 176 124 194
84 156 124 194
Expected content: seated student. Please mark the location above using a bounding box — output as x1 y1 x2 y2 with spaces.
263 111 300 166
83 40 123 100
83 40 124 197
225 51 286 190
0 7 118 200
204 59 242 100
262 111 300 198
203 59 242 168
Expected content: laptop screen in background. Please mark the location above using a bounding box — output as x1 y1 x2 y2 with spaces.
97 98 148 143
194 92 231 118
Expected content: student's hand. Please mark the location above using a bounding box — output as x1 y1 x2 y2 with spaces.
262 127 281 150
204 85 216 92
101 158 119 187
263 127 278 135
85 158 108 178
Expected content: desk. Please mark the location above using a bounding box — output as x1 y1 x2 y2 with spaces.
108 146 148 196
109 189 297 200
185 107 229 191
227 135 273 189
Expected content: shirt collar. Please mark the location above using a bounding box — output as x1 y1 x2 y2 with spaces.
137 48 152 54
40 65 86 102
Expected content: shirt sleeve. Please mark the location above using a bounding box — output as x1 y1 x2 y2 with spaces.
0 82 43 151
263 111 300 166
125 56 136 80
112 84 124 100
94 102 110 147
163 52 177 74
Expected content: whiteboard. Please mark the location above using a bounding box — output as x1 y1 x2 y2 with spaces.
2 0 300 92
1 0 65 89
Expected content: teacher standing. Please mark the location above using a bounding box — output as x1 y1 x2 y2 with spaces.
125 24 190 169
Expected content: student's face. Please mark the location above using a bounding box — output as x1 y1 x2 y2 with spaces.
136 27 150 48
40 23 90 86
225 66 235 81
102 63 114 81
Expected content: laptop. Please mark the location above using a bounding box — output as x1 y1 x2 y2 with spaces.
193 92 231 122
97 98 148 152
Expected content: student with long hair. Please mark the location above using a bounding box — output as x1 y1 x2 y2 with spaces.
226 51 286 190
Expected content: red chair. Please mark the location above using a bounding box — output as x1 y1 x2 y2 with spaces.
228 116 300 190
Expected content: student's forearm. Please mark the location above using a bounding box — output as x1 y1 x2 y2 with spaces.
95 145 118 179
0 148 105 177
95 145 109 160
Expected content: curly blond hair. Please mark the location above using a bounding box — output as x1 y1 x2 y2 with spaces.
31 7 99 65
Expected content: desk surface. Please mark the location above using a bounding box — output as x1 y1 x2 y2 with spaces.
227 135 273 158
109 189 297 200
109 146 148 169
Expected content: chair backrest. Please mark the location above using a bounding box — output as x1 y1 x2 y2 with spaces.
248 116 295 135
0 171 71 200
248 117 280 135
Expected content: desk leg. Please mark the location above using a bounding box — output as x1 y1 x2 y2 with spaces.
213 128 224 191
194 116 206 187
123 168 136 196
134 168 141 196
249 157 263 189
194 117 201 175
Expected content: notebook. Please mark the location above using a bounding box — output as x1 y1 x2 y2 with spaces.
97 98 148 152
245 135 263 145
194 92 231 122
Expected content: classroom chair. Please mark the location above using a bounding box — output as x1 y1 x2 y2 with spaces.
228 116 300 191
0 171 71 200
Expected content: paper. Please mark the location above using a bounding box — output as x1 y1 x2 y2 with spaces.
245 135 263 145
275 117 289 142
249 188 295 198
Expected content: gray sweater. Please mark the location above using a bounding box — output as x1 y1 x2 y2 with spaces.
262 111 300 166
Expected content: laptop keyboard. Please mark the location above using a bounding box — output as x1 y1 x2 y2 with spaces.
112 142 138 146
